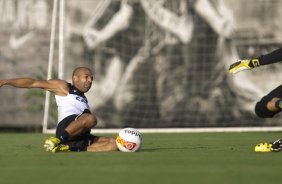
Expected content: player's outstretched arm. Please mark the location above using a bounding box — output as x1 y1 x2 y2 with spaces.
0 79 7 87
229 59 260 74
230 48 282 74
0 78 41 88
0 78 68 96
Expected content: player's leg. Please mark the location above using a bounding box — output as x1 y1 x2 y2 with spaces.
255 138 282 152
265 97 282 112
64 113 97 138
253 85 282 152
58 135 118 152
45 112 97 151
56 112 97 143
255 84 282 118
87 136 118 152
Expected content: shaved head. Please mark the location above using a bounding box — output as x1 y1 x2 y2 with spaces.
72 67 93 77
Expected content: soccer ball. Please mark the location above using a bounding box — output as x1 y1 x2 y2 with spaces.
116 128 143 152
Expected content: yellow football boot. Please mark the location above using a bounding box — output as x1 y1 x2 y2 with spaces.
51 144 70 153
44 137 61 151
255 139 282 152
254 143 272 152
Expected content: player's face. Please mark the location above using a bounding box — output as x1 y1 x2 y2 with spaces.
73 68 93 93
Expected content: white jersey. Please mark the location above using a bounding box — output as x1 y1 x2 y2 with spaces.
55 84 90 123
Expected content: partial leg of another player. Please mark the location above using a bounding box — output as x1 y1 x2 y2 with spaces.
254 87 282 152
255 139 282 152
253 85 282 152
255 84 282 118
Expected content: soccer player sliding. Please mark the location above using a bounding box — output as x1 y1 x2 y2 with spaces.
229 48 282 152
0 67 118 152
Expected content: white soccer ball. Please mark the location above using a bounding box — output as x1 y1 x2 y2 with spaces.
116 128 143 152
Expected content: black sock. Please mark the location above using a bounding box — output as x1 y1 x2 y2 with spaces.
59 130 70 143
274 100 282 111
68 146 87 152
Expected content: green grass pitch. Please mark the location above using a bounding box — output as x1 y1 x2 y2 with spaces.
1 132 282 184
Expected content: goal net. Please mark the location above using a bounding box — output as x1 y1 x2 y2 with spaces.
39 0 282 131
0 0 281 132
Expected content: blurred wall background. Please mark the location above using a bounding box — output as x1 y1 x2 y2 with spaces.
1 0 282 130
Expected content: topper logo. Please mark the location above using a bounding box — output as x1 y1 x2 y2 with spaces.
124 130 141 137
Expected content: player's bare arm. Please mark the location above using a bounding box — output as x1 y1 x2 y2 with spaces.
0 78 69 96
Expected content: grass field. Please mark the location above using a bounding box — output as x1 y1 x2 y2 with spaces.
1 132 282 184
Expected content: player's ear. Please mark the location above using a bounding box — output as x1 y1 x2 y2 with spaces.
72 75 78 83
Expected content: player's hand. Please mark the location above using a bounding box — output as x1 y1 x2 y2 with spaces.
229 59 260 74
0 80 7 87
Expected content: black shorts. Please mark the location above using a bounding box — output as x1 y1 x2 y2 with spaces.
56 111 96 151
255 84 282 118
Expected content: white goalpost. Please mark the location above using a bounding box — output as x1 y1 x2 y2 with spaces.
42 0 65 134
58 0 65 80
91 127 282 134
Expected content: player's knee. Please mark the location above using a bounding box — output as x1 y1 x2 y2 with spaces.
255 101 274 118
84 114 97 128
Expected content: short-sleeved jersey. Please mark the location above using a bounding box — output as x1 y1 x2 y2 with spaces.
55 83 90 123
